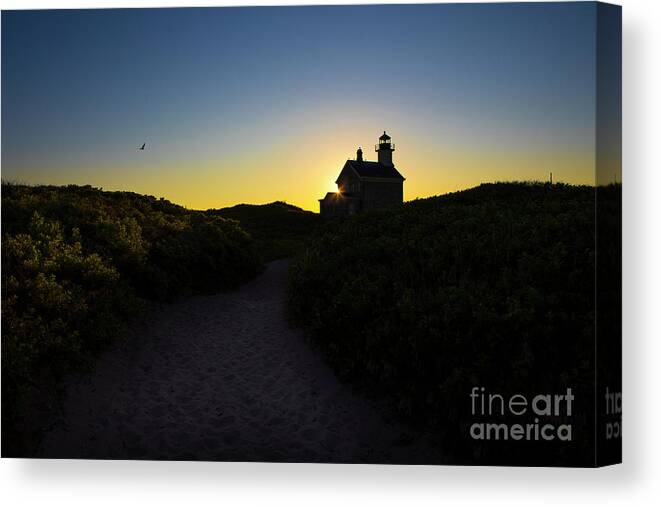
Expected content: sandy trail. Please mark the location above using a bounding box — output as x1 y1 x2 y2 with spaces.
40 259 439 463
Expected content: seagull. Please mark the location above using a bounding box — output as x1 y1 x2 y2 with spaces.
139 143 146 150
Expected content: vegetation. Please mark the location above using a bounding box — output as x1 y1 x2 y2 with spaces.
289 182 620 465
210 201 320 261
1 183 261 453
2 180 620 464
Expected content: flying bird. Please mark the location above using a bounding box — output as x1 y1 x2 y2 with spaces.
139 143 146 150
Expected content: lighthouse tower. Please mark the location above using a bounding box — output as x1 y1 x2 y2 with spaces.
376 131 395 166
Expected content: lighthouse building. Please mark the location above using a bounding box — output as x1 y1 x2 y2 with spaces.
319 131 405 218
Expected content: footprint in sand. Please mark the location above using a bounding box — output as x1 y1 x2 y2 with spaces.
39 260 443 464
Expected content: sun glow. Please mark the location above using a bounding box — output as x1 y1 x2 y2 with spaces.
1 6 608 213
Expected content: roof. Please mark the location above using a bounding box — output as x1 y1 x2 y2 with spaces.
379 131 391 141
319 191 361 202
319 192 337 201
342 160 405 180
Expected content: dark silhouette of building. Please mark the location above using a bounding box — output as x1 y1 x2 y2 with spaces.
319 131 405 217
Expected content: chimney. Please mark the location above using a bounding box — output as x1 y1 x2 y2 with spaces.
356 147 363 162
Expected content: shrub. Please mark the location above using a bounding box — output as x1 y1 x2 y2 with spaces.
210 201 320 261
1 183 262 453
289 183 619 465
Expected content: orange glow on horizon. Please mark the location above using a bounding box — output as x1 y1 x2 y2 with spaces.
5 121 610 213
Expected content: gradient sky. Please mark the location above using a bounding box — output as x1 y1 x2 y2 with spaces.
2 3 613 211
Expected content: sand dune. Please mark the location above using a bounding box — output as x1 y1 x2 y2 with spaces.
40 259 441 463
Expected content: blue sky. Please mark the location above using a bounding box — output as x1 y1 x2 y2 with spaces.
2 3 610 210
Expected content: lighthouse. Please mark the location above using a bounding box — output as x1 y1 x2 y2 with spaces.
375 131 395 166
319 131 405 217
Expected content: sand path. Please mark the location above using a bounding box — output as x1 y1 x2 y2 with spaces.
40 259 439 463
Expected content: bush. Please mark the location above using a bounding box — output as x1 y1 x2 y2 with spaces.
289 182 618 465
209 201 320 261
1 183 262 453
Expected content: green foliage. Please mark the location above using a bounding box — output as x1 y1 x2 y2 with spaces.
210 201 320 261
2 183 261 452
2 212 137 383
289 183 617 464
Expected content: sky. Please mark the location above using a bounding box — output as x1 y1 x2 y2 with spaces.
2 3 618 211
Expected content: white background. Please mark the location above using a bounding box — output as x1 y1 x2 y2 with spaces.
1 0 659 505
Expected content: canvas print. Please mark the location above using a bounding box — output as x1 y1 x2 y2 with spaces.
1 2 621 466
